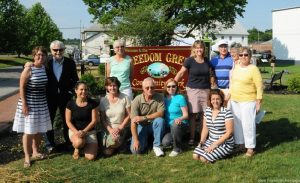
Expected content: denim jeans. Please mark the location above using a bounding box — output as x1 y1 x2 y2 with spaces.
130 117 165 154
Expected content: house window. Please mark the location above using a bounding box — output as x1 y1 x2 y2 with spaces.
229 36 232 40
242 36 244 41
221 36 224 39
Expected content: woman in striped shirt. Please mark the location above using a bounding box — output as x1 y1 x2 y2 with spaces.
193 89 234 163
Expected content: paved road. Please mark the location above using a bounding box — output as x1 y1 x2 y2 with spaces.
0 66 22 133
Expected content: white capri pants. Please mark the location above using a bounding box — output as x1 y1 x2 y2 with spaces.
230 100 256 149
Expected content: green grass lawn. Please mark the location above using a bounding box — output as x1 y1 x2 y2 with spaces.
1 95 300 182
1 59 300 182
0 55 31 68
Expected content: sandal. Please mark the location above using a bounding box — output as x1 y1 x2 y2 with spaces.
32 153 46 160
24 161 31 168
245 150 255 157
73 149 80 160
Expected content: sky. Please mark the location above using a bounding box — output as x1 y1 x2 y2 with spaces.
19 0 300 39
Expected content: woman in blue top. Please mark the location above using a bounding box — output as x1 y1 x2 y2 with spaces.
106 40 133 100
162 78 189 157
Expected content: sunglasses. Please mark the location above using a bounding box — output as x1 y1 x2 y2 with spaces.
239 53 249 57
52 49 64 52
167 85 176 89
145 86 155 90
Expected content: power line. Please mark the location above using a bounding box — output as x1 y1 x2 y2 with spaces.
59 27 81 30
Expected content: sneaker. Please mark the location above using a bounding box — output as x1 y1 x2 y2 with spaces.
153 146 164 157
169 150 180 157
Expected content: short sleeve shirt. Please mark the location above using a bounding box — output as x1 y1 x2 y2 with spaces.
164 94 188 126
66 98 99 130
183 57 211 89
100 93 131 128
131 93 165 124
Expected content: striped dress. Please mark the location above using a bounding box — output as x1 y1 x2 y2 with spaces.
194 106 234 162
13 66 52 134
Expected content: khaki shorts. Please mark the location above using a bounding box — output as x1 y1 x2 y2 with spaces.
186 87 209 113
68 129 98 144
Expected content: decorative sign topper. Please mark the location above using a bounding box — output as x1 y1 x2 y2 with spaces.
125 46 191 91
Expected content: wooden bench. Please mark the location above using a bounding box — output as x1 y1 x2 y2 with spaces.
264 70 284 90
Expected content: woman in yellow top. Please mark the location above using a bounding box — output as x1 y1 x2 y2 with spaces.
229 47 263 157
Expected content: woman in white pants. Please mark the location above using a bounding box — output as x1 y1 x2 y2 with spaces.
229 47 263 157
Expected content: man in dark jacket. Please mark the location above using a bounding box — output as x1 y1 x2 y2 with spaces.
45 40 79 152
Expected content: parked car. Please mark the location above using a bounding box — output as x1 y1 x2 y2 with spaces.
82 54 110 66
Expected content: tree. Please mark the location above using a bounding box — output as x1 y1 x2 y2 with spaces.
83 0 247 45
248 28 272 43
25 3 62 53
0 0 27 54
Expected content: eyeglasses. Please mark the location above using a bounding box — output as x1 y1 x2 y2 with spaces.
219 45 228 48
145 86 155 90
239 53 249 57
52 49 64 52
167 85 176 89
115 46 124 49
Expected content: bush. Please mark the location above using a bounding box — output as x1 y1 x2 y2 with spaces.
287 76 300 93
80 73 99 96
98 64 105 76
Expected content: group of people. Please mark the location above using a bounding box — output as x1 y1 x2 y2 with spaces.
12 38 263 168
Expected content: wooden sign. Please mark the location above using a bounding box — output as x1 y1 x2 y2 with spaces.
125 46 190 91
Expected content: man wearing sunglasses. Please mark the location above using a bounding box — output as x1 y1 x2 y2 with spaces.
45 40 79 153
130 77 165 157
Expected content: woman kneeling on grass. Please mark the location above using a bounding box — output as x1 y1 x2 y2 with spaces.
193 89 234 163
65 81 99 160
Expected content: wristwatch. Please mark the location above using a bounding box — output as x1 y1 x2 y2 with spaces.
143 116 148 121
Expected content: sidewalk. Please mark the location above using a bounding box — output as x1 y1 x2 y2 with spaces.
0 66 22 133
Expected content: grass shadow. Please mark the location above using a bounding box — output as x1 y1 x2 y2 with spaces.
256 118 300 153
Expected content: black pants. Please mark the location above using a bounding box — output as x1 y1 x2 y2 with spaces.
47 94 71 147
162 124 187 152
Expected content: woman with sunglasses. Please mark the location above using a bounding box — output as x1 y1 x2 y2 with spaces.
65 81 99 160
99 77 131 156
174 40 215 146
106 40 133 100
193 89 234 163
162 79 188 157
229 47 263 157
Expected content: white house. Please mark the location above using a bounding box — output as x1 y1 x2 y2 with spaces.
272 6 300 63
172 21 249 49
81 24 113 58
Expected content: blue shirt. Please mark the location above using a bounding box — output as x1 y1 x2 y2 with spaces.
164 94 188 126
210 53 233 89
52 57 64 82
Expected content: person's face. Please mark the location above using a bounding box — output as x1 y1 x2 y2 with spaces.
75 84 88 99
143 80 155 97
230 49 239 62
218 44 228 57
51 44 65 60
34 50 46 65
193 45 204 57
211 94 222 109
114 44 125 55
166 81 177 95
239 50 251 66
106 82 118 95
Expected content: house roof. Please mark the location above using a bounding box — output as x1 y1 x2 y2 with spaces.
82 24 111 32
272 6 300 12
216 21 249 35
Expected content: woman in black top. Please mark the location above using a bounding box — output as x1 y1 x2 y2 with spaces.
65 81 99 160
174 40 216 146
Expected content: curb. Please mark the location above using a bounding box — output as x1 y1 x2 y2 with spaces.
0 89 19 102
